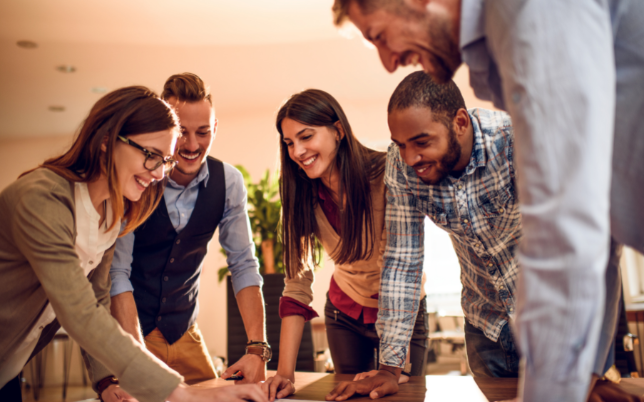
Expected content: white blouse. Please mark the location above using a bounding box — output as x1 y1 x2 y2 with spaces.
0 182 121 387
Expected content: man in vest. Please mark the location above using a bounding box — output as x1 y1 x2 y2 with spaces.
102 73 268 401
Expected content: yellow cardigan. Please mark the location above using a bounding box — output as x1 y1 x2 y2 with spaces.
283 169 425 310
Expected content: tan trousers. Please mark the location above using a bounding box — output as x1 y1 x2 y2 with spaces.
144 323 217 384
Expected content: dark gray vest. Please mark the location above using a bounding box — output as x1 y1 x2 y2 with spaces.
131 157 225 344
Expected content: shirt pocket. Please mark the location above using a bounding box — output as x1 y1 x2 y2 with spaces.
414 197 450 231
476 188 520 238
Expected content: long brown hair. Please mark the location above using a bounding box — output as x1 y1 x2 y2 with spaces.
26 86 179 235
276 89 386 278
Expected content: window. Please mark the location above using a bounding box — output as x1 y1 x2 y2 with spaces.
423 217 463 315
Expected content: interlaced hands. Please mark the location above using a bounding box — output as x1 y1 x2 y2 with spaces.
325 369 399 401
261 373 296 402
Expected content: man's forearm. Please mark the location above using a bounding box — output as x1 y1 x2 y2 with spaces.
235 286 266 341
110 291 144 344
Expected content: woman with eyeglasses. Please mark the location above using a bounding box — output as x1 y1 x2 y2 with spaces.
0 86 267 402
261 90 428 401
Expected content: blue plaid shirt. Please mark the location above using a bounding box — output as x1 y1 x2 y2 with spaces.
378 108 520 368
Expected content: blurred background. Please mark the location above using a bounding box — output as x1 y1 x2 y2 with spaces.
3 1 644 401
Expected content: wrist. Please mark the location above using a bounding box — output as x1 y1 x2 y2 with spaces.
378 365 402 380
97 376 119 401
276 368 296 383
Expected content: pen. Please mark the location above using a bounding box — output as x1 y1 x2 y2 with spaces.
225 371 244 381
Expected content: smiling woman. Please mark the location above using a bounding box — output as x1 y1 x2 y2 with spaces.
0 87 192 402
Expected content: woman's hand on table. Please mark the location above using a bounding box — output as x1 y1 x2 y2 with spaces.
101 384 138 402
353 370 410 384
167 383 268 402
261 373 296 401
326 369 399 401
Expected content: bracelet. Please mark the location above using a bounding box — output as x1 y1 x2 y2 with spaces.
96 376 119 401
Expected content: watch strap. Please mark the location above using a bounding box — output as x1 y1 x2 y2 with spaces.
97 376 119 401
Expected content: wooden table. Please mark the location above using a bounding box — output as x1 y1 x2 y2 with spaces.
196 372 644 401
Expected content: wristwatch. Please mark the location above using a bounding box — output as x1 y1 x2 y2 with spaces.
96 376 119 401
245 341 272 362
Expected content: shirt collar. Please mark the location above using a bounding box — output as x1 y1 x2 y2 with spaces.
459 0 486 49
462 110 487 176
167 160 210 189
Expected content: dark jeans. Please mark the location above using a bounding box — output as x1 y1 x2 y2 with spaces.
0 376 22 402
325 294 429 376
464 321 520 378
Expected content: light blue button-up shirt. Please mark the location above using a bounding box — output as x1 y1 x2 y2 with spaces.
110 161 262 297
457 1 644 401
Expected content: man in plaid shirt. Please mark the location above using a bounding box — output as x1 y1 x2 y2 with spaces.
327 71 620 401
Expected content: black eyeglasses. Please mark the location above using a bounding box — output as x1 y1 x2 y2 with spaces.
117 136 177 173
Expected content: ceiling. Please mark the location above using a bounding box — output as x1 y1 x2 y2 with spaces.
0 0 418 140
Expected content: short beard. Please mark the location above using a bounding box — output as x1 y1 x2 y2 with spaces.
423 124 461 184
422 7 462 83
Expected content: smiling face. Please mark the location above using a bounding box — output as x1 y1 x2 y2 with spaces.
347 0 462 83
389 106 471 184
112 129 177 201
167 97 216 186
280 117 344 183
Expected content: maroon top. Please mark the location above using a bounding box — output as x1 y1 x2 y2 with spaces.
279 184 379 324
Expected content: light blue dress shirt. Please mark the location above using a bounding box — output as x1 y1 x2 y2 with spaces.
459 1 644 401
110 161 262 297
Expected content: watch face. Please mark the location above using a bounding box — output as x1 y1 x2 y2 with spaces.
264 347 272 362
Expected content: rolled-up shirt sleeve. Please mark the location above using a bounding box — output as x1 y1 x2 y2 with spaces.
377 144 426 368
484 1 615 401
219 164 262 295
109 230 135 297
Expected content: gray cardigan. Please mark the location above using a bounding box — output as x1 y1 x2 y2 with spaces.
0 168 181 402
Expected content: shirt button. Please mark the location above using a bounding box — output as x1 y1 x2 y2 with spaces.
162 298 167 303
509 307 514 312
181 213 185 217
499 208 504 213
164 276 169 282
499 285 505 290
512 91 521 104
170 258 175 263
488 262 493 267
157 316 162 322
463 219 469 223
176 239 181 245
458 185 463 190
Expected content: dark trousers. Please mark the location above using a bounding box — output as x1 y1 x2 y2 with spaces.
464 321 520 378
0 376 22 402
325 294 429 376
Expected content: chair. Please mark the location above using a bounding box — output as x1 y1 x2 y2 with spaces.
428 313 468 375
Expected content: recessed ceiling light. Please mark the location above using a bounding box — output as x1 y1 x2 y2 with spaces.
91 87 108 94
48 105 65 112
55 65 76 73
17 40 38 49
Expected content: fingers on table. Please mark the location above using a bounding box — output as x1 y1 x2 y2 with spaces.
326 381 358 401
